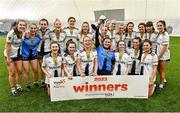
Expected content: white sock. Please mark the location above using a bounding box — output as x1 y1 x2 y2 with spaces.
11 87 16 92
159 84 164 88
16 84 22 89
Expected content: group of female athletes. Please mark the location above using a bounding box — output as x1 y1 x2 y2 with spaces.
4 16 170 97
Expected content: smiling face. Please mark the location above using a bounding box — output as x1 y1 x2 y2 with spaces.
68 18 76 28
138 24 145 33
17 20 26 33
83 36 92 49
40 20 48 32
127 23 134 33
133 38 141 49
143 41 151 53
54 20 62 31
100 26 108 36
51 43 59 54
118 24 125 34
82 22 89 34
67 43 76 55
146 25 153 33
118 41 125 52
157 22 165 33
109 20 116 30
29 24 37 35
103 38 111 49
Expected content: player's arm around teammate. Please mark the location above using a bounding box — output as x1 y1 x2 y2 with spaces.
22 23 40 91
5 19 26 95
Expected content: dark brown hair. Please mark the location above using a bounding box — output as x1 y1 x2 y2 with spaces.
68 17 76 22
39 18 49 25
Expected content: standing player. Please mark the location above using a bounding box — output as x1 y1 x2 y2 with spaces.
145 21 158 53
51 18 66 55
96 26 108 45
106 20 117 50
156 20 170 90
63 17 79 47
128 37 143 75
63 40 79 78
4 19 26 95
136 22 147 41
77 21 94 51
22 23 40 91
52 19 66 55
140 39 158 96
125 22 136 51
113 40 132 75
77 36 98 76
37 18 52 88
95 32 115 75
115 23 126 42
41 41 64 96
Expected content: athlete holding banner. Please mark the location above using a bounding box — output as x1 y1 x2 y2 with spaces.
77 36 98 76
41 41 64 96
63 40 79 78
113 40 132 75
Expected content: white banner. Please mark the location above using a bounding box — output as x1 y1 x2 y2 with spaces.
50 75 149 101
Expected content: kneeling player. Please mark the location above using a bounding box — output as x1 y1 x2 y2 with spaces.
41 41 64 96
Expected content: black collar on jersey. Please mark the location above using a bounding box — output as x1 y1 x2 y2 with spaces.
103 45 110 50
39 28 48 33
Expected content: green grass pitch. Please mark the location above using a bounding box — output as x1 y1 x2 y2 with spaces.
0 35 180 112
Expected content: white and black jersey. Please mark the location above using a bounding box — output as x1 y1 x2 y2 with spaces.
115 33 126 42
129 48 142 75
77 32 94 51
125 31 136 50
51 30 66 55
63 52 79 76
135 32 147 41
4 29 23 58
146 31 158 53
42 53 64 84
106 30 117 50
140 52 158 76
156 31 170 60
113 52 132 75
78 50 97 76
63 27 79 47
37 29 52 53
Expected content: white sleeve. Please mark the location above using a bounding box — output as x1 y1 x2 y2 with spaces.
6 31 13 43
42 56 46 67
162 33 169 45
153 54 158 66
128 54 132 65
93 50 98 59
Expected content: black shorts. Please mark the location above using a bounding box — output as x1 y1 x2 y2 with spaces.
37 51 50 59
11 48 22 61
159 59 170 62
11 56 22 61
22 55 38 61
97 69 112 75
